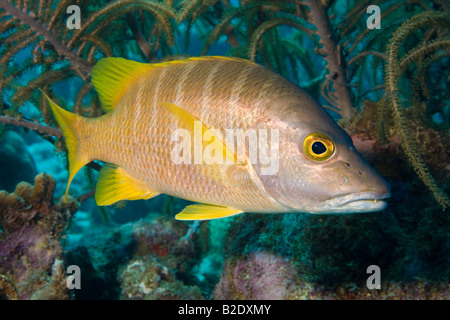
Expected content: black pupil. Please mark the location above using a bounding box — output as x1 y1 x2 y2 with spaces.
312 141 327 154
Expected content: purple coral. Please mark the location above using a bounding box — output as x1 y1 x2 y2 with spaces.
215 251 450 300
0 173 78 299
215 251 296 299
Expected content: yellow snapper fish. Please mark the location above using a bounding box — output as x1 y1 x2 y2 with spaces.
42 56 390 220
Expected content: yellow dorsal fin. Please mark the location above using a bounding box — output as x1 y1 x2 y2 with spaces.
175 204 244 221
91 56 255 112
91 58 152 112
40 89 90 201
159 56 256 65
95 163 159 206
160 101 245 184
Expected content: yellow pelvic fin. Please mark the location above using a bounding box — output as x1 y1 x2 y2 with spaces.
175 203 244 221
160 102 245 184
41 90 90 201
95 163 159 206
91 57 152 112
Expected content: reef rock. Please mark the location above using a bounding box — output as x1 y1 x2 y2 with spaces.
215 250 450 300
0 173 78 300
118 256 204 300
64 217 204 299
214 211 450 300
214 251 296 299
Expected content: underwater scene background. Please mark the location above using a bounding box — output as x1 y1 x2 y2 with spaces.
0 0 449 300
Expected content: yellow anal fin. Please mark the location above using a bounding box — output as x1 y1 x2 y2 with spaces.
95 163 159 206
175 203 244 221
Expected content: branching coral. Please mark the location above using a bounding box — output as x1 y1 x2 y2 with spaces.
0 0 177 126
0 0 179 202
304 0 353 118
194 0 438 120
384 11 450 209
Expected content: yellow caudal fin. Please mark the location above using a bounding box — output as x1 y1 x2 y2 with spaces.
41 90 90 201
91 57 152 112
175 203 244 221
95 163 159 206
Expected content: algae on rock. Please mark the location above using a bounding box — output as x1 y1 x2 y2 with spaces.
0 173 78 299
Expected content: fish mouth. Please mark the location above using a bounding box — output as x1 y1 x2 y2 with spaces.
323 191 390 213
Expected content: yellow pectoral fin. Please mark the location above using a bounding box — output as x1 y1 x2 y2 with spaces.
95 163 159 206
159 102 239 165
160 101 246 185
175 203 244 221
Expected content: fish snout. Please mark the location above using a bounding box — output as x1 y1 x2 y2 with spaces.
342 159 391 197
320 158 391 213
296 157 392 214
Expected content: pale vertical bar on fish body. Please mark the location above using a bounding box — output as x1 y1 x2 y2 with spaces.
83 58 289 212
43 56 391 220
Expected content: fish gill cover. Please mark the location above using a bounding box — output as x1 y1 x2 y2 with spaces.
0 0 449 300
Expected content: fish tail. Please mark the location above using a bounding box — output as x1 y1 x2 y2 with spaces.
40 89 90 201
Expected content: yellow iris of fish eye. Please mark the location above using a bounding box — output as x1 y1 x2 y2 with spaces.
303 133 335 161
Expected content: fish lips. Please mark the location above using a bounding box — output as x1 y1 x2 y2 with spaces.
322 191 391 214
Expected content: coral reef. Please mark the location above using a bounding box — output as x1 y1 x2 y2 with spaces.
118 256 203 300
214 207 450 300
64 217 205 299
0 173 78 299
215 251 450 300
214 251 297 300
0 0 176 116
0 0 448 300
131 218 201 276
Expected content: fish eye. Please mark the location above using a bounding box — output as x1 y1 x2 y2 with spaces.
303 133 335 161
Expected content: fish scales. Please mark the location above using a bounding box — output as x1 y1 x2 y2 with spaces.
84 59 285 212
43 56 390 220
